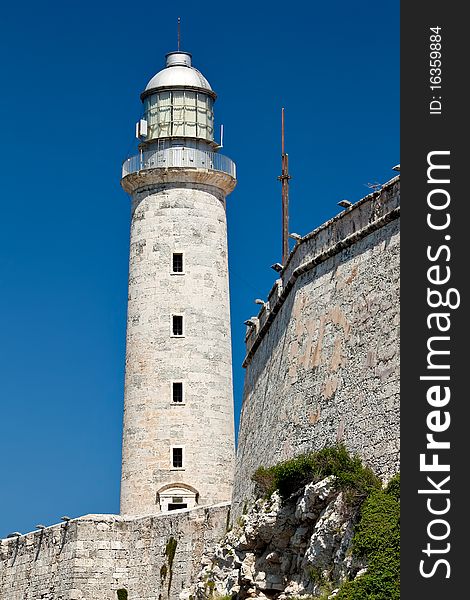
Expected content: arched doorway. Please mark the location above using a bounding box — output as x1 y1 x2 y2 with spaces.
156 484 199 512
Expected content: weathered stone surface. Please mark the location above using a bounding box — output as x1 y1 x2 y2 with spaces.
121 179 235 515
185 479 362 600
302 493 349 571
295 476 337 521
233 179 400 519
0 504 230 600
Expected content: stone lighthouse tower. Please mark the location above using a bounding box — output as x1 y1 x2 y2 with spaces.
120 49 236 515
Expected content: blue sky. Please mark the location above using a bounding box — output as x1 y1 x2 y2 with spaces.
0 1 399 536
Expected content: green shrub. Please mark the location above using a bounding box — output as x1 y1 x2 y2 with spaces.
252 444 380 502
308 565 327 586
353 490 400 558
268 453 315 498
251 465 276 497
385 473 400 502
117 590 128 600
205 579 216 597
352 490 400 557
334 473 400 600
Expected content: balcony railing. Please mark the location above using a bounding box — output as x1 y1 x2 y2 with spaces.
122 147 236 179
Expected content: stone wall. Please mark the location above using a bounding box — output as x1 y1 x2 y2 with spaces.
0 503 230 600
233 178 400 517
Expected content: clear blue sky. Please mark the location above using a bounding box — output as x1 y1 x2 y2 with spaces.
0 1 399 537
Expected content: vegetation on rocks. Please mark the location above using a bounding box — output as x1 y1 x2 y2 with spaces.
252 444 380 505
334 473 400 600
249 446 399 599
188 447 399 600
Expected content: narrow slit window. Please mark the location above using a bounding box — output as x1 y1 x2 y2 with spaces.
172 447 183 468
172 382 183 403
172 253 183 273
172 315 183 336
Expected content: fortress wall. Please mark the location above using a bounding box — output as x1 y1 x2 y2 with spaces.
233 179 400 517
0 503 229 600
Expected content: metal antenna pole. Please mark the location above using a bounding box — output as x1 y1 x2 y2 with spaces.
281 107 285 156
278 107 291 265
177 17 181 51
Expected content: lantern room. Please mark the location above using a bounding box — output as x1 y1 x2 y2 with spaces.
139 51 216 149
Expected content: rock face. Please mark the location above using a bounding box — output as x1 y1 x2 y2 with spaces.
185 478 365 600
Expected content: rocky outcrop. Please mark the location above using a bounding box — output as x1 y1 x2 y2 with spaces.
183 478 367 600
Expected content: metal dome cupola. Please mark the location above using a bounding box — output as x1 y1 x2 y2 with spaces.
139 50 217 147
143 52 213 94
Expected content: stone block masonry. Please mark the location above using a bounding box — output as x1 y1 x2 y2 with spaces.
233 178 400 518
120 176 236 516
0 503 230 600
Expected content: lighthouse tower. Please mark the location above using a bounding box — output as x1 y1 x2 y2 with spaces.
120 49 236 515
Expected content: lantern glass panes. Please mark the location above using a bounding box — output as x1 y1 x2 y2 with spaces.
184 91 197 137
158 92 171 137
172 90 184 136
144 90 214 142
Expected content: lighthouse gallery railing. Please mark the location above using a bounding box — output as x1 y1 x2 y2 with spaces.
122 147 236 179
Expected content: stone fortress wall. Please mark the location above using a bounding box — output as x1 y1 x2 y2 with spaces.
0 503 230 600
232 177 400 517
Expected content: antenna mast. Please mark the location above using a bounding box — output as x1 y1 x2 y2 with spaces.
177 17 181 50
278 107 291 265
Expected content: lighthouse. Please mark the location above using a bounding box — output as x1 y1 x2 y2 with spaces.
120 49 236 515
